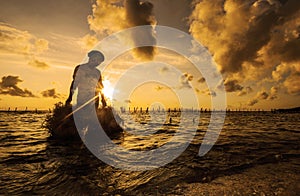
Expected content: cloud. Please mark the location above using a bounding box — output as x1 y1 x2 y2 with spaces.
247 98 259 106
159 66 169 74
237 86 253 96
272 63 292 81
198 77 206 83
125 0 155 26
272 62 300 95
124 99 131 103
223 79 243 92
28 59 50 69
205 89 217 97
41 88 61 99
179 72 193 89
87 0 156 60
87 0 126 35
0 75 36 97
35 39 49 53
0 22 50 69
257 91 269 100
124 0 157 60
197 88 217 97
247 91 267 106
0 22 34 55
190 0 300 74
0 22 49 55
153 72 195 91
247 87 279 106
283 72 300 95
189 0 300 101
268 86 279 100
155 85 166 91
79 34 99 50
259 5 300 65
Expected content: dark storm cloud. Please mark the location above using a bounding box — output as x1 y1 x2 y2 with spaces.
88 0 157 60
125 0 157 60
190 0 300 74
125 0 155 26
0 75 36 97
190 0 300 102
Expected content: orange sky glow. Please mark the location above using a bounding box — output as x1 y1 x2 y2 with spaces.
0 0 299 111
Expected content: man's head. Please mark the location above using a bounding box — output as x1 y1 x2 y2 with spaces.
88 50 105 66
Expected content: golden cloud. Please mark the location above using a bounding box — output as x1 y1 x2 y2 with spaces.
0 22 49 56
41 88 62 99
28 59 50 69
189 0 300 102
0 22 50 69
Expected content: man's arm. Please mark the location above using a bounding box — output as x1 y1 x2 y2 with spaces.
65 65 80 105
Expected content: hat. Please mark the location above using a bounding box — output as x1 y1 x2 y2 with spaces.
88 50 104 60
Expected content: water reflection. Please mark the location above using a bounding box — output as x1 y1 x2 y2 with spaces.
0 112 299 194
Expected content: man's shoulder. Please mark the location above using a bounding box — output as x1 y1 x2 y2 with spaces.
76 64 86 68
74 64 82 71
73 64 83 78
76 64 90 71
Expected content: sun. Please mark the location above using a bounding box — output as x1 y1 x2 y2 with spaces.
102 79 114 100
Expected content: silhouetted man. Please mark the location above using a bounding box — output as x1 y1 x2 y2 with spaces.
66 50 107 109
66 51 108 150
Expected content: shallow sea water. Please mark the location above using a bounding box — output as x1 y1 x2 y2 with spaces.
0 111 299 195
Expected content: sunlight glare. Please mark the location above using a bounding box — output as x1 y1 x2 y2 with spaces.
102 79 114 100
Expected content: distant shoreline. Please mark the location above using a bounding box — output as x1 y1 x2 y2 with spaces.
272 106 300 113
0 107 299 114
0 110 50 114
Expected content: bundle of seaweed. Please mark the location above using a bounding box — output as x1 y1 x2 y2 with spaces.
43 102 123 140
43 102 79 140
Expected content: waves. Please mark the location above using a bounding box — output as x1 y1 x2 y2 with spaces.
0 112 299 194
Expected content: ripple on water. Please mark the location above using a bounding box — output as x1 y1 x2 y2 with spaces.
0 112 299 194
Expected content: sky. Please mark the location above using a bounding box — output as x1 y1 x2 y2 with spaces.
0 0 299 110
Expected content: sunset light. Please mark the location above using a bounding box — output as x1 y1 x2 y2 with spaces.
0 0 299 195
101 79 114 101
